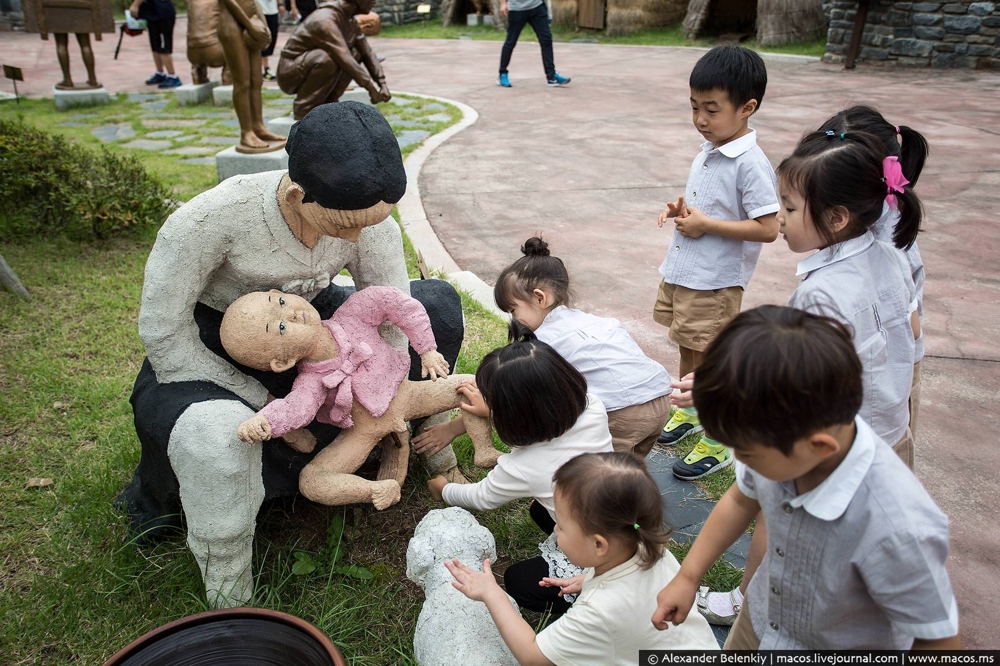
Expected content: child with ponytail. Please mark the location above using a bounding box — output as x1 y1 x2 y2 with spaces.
414 237 673 460
448 452 719 665
818 106 929 438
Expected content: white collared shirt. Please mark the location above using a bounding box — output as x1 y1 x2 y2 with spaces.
872 203 925 362
789 231 916 445
536 550 719 664
736 417 958 649
534 306 672 411
658 129 780 291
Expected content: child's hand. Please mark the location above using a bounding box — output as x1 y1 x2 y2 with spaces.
540 574 585 597
237 414 272 442
457 380 489 418
651 575 699 630
669 372 695 409
673 205 708 238
413 419 461 456
658 196 689 228
283 427 317 453
420 350 450 381
446 558 502 603
427 475 449 501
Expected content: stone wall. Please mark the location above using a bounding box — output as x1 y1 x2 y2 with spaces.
823 1 1000 68
374 0 442 24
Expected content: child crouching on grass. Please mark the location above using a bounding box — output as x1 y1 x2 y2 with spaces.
447 452 719 666
651 306 960 650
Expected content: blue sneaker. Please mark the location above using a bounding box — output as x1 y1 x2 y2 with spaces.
158 75 182 89
497 72 511 88
145 72 166 85
547 73 571 86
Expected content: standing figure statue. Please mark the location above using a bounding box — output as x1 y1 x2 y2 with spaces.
23 0 113 89
217 0 286 152
277 0 390 121
186 0 230 85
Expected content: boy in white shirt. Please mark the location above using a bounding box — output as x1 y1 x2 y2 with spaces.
654 45 780 481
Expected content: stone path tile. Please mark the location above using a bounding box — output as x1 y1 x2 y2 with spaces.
396 129 431 150
142 118 206 128
141 100 170 111
127 93 162 102
194 112 236 119
424 113 452 123
179 156 217 165
91 123 136 142
163 146 216 156
120 139 172 150
198 136 239 145
59 121 89 127
145 130 185 139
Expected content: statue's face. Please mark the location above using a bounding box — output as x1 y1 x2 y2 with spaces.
295 197 393 242
221 290 324 370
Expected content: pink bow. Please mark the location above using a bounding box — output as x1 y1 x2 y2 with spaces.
883 156 910 210
321 341 374 428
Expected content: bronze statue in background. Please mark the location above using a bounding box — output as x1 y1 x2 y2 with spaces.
186 0 230 85
23 0 114 89
277 0 390 121
218 0 286 153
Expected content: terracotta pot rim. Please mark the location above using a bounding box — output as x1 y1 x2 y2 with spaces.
102 607 347 666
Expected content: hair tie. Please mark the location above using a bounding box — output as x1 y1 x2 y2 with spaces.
824 130 846 140
633 523 640 530
895 125 901 134
882 156 910 210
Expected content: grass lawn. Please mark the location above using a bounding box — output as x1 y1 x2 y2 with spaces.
378 21 826 57
0 90 741 664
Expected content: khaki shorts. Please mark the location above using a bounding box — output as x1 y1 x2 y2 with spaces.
893 427 915 471
606 393 673 459
652 281 744 352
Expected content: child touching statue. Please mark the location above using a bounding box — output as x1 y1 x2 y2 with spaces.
220 285 500 509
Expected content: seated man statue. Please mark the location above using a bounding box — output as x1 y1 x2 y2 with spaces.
116 102 466 608
277 0 390 120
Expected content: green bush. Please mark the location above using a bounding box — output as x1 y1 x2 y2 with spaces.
0 117 172 242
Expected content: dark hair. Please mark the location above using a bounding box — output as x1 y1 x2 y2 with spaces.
818 106 929 249
493 237 573 315
689 45 767 113
553 453 671 570
777 129 923 250
693 305 863 455
287 101 406 210
475 322 588 448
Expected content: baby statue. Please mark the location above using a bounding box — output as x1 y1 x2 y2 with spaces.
220 285 501 510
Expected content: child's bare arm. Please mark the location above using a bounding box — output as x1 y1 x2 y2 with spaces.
674 208 779 243
652 484 758 629
447 559 556 666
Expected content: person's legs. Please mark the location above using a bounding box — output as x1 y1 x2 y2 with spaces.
525 3 555 80
279 50 339 120
262 12 280 78
722 596 760 649
530 499 555 535
74 33 98 86
169 399 264 608
54 33 73 87
499 8 529 75
607 393 672 458
503 556 571 615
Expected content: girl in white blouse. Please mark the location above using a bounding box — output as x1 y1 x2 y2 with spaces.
415 236 674 460
446 452 719 666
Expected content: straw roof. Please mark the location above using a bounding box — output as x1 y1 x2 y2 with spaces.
684 0 825 45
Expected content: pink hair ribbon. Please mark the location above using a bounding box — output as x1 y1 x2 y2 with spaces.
883 156 910 210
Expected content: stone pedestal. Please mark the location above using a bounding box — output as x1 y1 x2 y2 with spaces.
265 114 296 137
175 81 219 106
216 145 288 182
53 86 109 111
213 84 233 106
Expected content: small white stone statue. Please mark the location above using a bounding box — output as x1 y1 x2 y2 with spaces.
406 508 519 666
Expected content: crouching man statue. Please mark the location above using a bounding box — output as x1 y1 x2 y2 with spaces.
277 0 390 120
116 102 466 608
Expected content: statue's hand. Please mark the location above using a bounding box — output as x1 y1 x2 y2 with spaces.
368 84 383 105
420 350 450 381
379 82 391 103
242 16 272 51
283 427 317 453
237 414 273 442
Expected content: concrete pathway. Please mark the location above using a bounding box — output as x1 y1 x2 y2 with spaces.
2 27 998 647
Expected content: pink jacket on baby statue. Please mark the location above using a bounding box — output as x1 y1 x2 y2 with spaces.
257 286 437 436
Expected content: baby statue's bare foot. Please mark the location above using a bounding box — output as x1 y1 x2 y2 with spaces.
371 479 402 510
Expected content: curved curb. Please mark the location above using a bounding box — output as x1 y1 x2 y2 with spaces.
394 92 509 321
